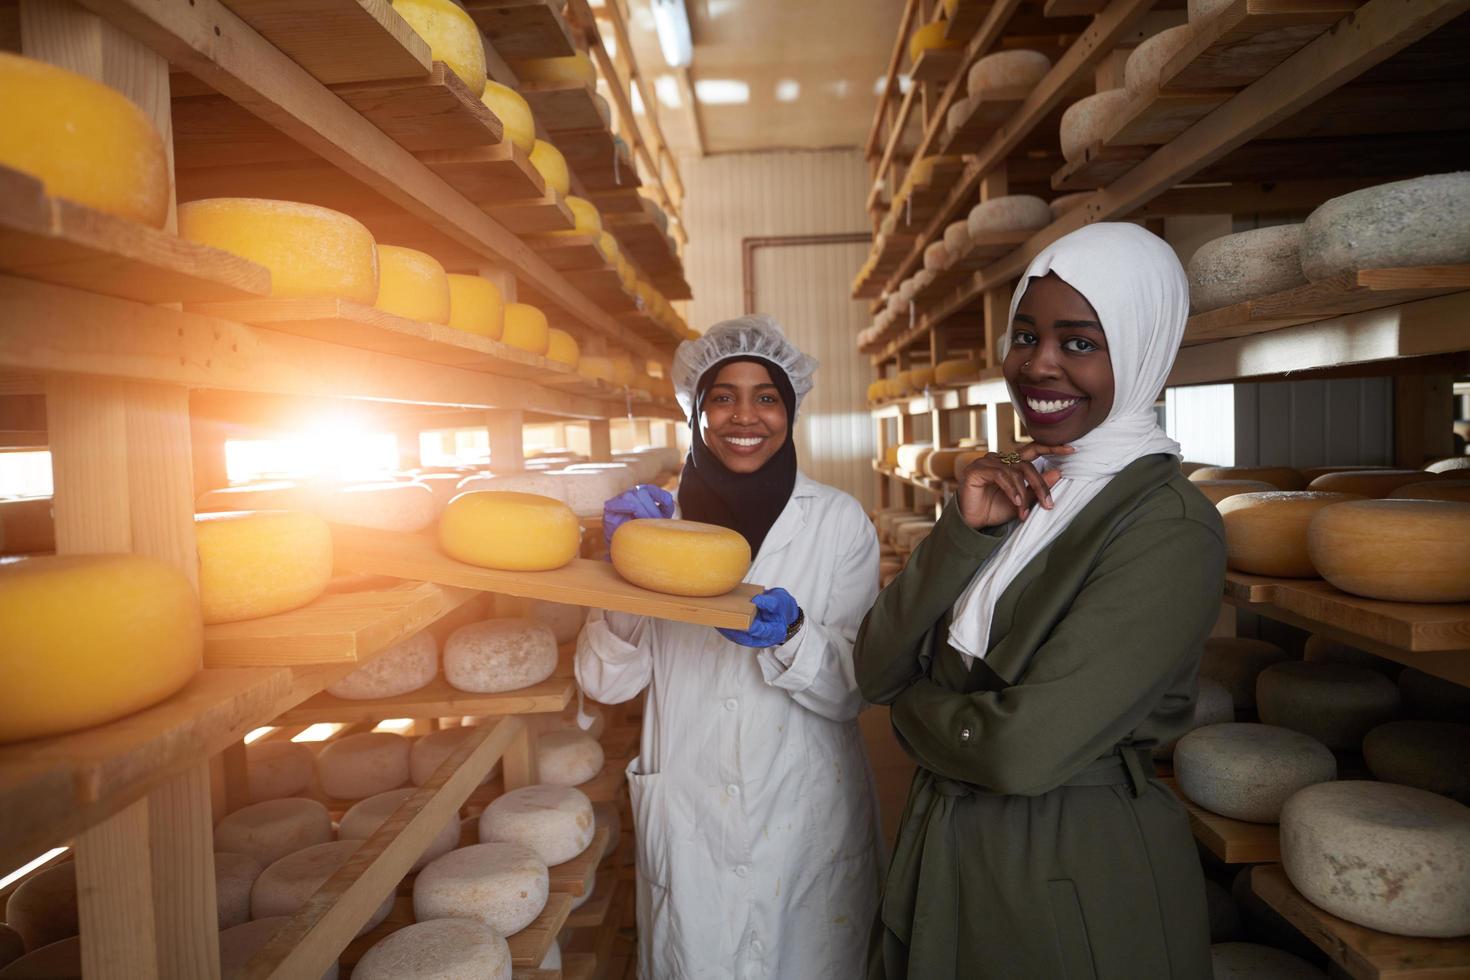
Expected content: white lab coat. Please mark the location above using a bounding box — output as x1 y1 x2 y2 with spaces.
576 472 883 980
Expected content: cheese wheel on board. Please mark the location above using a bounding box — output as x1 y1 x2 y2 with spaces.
923 449 969 481
220 918 338 980
0 53 169 227
1308 499 1470 602
444 618 559 694
1154 676 1233 759
1189 466 1306 490
1187 225 1307 314
214 798 334 867
1217 491 1363 577
1199 637 1289 709
1298 464 1392 482
1123 25 1195 94
1209 943 1325 980
245 739 315 803
0 554 202 743
896 443 934 474
909 20 963 63
319 481 436 532
967 195 1051 236
439 491 580 571
512 51 596 84
541 195 602 239
253 841 394 934
1389 478 1470 503
4 862 76 952
1059 90 1132 164
480 784 595 865
0 937 84 979
354 918 512 980
610 519 752 597
446 274 504 339
1363 720 1470 799
481 80 535 154
943 220 972 256
1256 661 1400 751
1281 781 1470 937
1175 723 1335 823
967 49 1051 97
934 356 982 386
1300 173 1470 281
177 199 378 304
530 599 587 644
596 230 621 264
536 729 605 786
196 510 334 625
316 731 411 800
410 725 492 786
1307 469 1441 498
1049 192 1091 222
340 787 459 871
0 497 53 555
1302 634 1398 678
391 0 487 96
1192 478 1275 505
528 139 571 196
923 240 951 272
502 303 550 354
1399 667 1470 722
1426 455 1470 474
456 472 570 504
375 245 451 324
908 367 936 390
414 842 549 935
214 852 262 930
326 630 438 701
557 469 626 518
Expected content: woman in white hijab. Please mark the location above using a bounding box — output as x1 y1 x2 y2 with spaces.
856 223 1223 979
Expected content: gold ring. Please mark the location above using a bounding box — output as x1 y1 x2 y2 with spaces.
997 451 1022 466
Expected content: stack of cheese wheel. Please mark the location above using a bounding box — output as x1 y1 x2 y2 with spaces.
1199 636 1289 709
1256 661 1400 750
340 788 459 871
317 731 411 800
375 245 450 323
195 511 334 624
439 490 581 571
1175 722 1335 822
1307 468 1443 498
482 80 534 153
1390 478 1470 502
1059 90 1132 164
446 274 504 338
1192 478 1275 505
967 195 1051 237
924 448 970 481
1362 720 1470 799
443 618 559 694
480 784 595 865
923 240 951 272
610 519 752 597
908 366 936 391
253 841 395 933
968 50 1051 98
934 356 982 386
1123 25 1194 95
1300 173 1470 281
1187 225 1308 313
318 481 436 532
327 630 438 700
215 798 334 867
354 919 511 980
1189 465 1306 490
411 726 492 786
535 729 605 786
1308 499 1470 602
392 0 488 95
244 740 316 803
1216 491 1363 577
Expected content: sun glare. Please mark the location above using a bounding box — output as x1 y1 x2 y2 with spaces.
225 414 399 484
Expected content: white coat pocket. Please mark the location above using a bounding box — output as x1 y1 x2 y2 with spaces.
626 755 670 887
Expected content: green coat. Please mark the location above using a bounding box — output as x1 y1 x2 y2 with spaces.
856 454 1224 980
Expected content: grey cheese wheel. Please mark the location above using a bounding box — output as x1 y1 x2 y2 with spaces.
413 842 549 936
1256 661 1400 751
1124 25 1195 94
479 784 595 866
1302 634 1399 678
443 619 559 694
943 220 971 256
252 841 393 936
4 862 76 952
316 731 411 800
530 600 587 645
535 729 606 786
1362 720 1470 800
325 630 437 700
0 937 80 979
1209 942 1325 979
213 798 333 867
1281 781 1470 937
220 917 338 980
353 918 511 980
214 852 262 930
245 739 316 803
1300 173 1470 281
1186 225 1307 313
967 50 1051 97
411 726 491 787
339 788 459 871
966 195 1052 236
1399 666 1470 722
1199 637 1290 709
1154 676 1234 759
1059 90 1132 164
1175 723 1336 823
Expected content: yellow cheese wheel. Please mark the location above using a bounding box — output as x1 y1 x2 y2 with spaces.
909 367 936 390
391 0 487 97
375 245 450 324
502 303 550 354
895 370 916 395
0 53 169 228
924 449 969 481
439 491 580 571
545 328 579 368
543 196 602 239
196 511 334 624
1308 469 1442 498
1189 466 1306 491
610 519 751 597
578 356 614 383
529 140 570 196
934 356 982 386
446 274 504 338
1217 491 1364 578
0 554 201 742
596 231 621 265
1193 479 1276 505
1308 499 1470 602
909 21 962 64
178 199 378 304
1390 479 1470 503
866 380 886 403
481 80 535 154
883 444 901 468
511 52 596 85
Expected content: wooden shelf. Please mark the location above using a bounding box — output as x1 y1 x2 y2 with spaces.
523 80 610 133
550 827 610 896
562 952 598 980
1162 777 1280 864
1252 864 1470 980
558 268 639 314
332 61 505 153
874 462 950 497
217 0 431 85
941 86 1028 153
419 141 549 207
340 891 574 972
274 669 575 725
329 524 761 630
530 235 611 272
565 872 616 929
486 189 578 235
464 0 579 61
556 125 642 194
910 45 965 84
604 209 689 298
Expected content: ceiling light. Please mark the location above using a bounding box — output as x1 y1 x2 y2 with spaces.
650 0 692 69
775 79 800 103
694 79 749 105
654 73 682 109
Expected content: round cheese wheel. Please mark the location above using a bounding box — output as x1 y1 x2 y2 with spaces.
375 245 450 324
967 49 1051 97
1426 455 1470 474
319 481 436 532
1187 225 1308 313
245 739 316 802
556 469 626 518
1300 173 1470 281
943 220 972 256
0 938 81 979
214 798 333 868
502 303 550 354
327 630 438 701
1193 478 1276 504
594 800 621 860
340 787 459 871
1176 723 1335 822
0 554 201 742
1389 478 1470 503
219 917 338 980
391 0 487 96
178 199 378 304
0 497 54 555
1218 491 1363 577
4 862 76 952
536 729 605 786
456 472 569 504
895 521 935 551
934 356 982 386
923 449 968 481
480 784 595 865
1209 943 1324 980
253 840 394 933
967 195 1051 235
1124 25 1195 94
439 491 580 571
610 519 751 597
1302 634 1398 677
410 726 491 786
317 731 411 800
1308 499 1470 602
446 274 504 338
214 852 262 930
512 51 596 84
1199 637 1290 708
1256 661 1400 750
444 618 559 693
530 600 587 644
414 841 548 934
923 240 950 272
1189 466 1305 490
1399 667 1470 722
528 139 571 196
908 367 936 391
1307 469 1440 498
896 443 934 474
355 918 512 980
597 231 621 264
541 195 601 239
410 472 467 515
0 925 24 970
1363 720 1470 799
1282 780 1470 937
1049 192 1091 221
195 510 333 625
1059 89 1132 164
1155 676 1234 759
481 80 535 154
0 53 168 227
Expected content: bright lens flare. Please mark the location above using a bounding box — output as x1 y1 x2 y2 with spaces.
224 414 398 484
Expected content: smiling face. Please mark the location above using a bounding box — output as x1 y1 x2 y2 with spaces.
1003 272 1115 444
699 360 789 473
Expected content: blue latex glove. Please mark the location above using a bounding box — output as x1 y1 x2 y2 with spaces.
602 484 676 550
718 587 801 649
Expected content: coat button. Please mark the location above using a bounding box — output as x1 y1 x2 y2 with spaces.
735 865 748 878
752 939 765 955
959 727 973 743
725 698 738 711
727 784 740 797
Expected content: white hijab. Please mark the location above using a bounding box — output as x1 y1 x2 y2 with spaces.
948 223 1189 667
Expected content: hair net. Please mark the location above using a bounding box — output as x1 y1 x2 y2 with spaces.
672 314 818 419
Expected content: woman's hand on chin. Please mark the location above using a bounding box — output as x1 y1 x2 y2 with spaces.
956 443 1073 528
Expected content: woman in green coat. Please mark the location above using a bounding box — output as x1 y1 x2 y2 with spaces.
858 223 1224 980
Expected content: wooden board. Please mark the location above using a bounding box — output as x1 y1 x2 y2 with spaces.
566 872 617 929
549 827 611 896
1107 89 1233 147
274 671 575 724
1162 777 1280 864
1163 0 1363 91
330 524 761 630
558 269 638 313
464 0 579 60
604 211 687 296
910 45 965 84
562 952 597 980
419 141 548 205
218 0 431 84
574 756 629 805
944 0 993 40
487 190 577 234
333 62 504 152
556 126 642 193
522 80 610 133
1252 864 1470 980
942 87 1028 152
529 235 611 272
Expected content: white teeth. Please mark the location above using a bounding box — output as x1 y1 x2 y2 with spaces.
1026 397 1080 414
725 436 762 447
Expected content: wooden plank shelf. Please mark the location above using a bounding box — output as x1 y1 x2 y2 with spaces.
339 891 575 971
541 373 623 398
941 86 1029 153
522 80 611 134
895 158 969 227
217 0 431 85
419 141 549 207
529 235 611 272
562 952 597 980
1162 777 1280 864
333 61 505 153
550 827 611 896
329 524 762 630
559 268 639 313
556 126 642 193
0 165 271 306
487 189 578 234
604 210 689 298
910 45 966 84
464 0 579 60
274 671 575 725
874 462 951 497
566 873 617 929
944 0 993 40
1252 864 1470 980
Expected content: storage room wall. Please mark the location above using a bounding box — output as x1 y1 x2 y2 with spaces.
678 149 877 508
